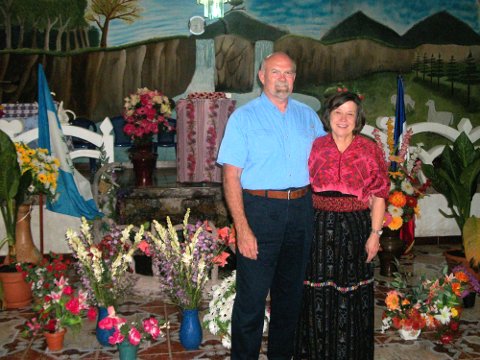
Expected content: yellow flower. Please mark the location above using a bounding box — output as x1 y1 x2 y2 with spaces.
38 173 47 183
451 307 458 318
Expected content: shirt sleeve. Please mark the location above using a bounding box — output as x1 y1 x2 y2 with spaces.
365 142 390 199
216 110 247 168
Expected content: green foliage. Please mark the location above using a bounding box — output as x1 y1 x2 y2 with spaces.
422 132 480 234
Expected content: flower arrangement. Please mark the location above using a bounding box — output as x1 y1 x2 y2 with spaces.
381 266 470 343
16 252 70 299
141 210 232 310
123 87 173 146
65 219 143 307
23 276 90 336
98 306 167 346
373 119 430 230
15 142 59 202
203 271 270 349
452 264 480 294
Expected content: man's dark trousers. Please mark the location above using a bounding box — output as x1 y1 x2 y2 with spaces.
231 190 314 360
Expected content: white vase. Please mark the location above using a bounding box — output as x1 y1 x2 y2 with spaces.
398 327 421 340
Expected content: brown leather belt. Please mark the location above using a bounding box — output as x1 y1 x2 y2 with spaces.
244 186 309 200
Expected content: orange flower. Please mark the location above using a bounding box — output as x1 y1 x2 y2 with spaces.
388 216 403 230
385 290 400 310
389 191 407 207
401 298 410 306
451 282 461 296
454 271 469 283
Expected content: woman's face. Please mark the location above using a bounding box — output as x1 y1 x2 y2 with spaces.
329 100 357 138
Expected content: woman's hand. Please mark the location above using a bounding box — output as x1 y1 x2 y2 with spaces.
365 233 381 262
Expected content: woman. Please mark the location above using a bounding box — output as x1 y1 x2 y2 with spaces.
294 92 390 359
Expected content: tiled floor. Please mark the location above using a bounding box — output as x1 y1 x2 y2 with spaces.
0 244 479 359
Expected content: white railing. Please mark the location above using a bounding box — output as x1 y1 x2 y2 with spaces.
361 118 480 165
0 117 115 163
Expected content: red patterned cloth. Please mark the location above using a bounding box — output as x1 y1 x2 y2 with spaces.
187 92 227 100
309 134 390 203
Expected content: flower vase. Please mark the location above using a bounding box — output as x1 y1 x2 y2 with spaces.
117 341 139 360
129 143 157 187
378 228 405 277
96 306 115 346
44 328 66 351
180 309 203 350
0 267 32 309
463 292 476 308
398 327 421 340
14 203 43 265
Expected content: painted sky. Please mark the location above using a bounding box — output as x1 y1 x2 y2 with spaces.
106 0 480 46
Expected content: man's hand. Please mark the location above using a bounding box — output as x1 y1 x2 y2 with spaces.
236 225 258 260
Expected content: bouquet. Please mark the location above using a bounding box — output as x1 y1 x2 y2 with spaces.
382 266 470 343
15 142 59 202
142 210 232 310
16 253 70 299
98 306 167 346
66 219 143 307
373 119 430 230
23 276 90 336
452 264 480 294
203 271 270 349
123 87 173 147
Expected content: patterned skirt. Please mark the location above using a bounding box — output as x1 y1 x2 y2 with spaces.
294 206 374 360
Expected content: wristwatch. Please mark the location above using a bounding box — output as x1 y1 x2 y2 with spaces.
371 229 383 236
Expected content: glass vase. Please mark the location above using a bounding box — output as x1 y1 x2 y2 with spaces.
96 306 115 346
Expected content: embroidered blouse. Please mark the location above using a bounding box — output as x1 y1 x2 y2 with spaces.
308 134 390 203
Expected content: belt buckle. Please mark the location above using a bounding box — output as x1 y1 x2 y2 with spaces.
287 189 292 200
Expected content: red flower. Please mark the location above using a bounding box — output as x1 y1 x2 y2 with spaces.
440 333 453 344
87 307 97 321
65 297 81 315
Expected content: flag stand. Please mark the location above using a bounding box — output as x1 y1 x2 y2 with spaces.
39 195 44 254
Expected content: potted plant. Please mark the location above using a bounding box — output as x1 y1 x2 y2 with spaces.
97 306 167 359
421 132 480 276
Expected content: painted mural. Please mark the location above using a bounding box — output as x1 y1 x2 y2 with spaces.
1 0 480 141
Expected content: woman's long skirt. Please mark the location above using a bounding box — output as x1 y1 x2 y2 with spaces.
294 208 374 360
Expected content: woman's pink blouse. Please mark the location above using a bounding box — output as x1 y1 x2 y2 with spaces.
308 134 390 202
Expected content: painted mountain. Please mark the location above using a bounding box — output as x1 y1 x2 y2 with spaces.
402 11 480 47
321 11 403 46
196 10 289 42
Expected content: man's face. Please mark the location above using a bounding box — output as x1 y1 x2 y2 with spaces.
258 54 296 102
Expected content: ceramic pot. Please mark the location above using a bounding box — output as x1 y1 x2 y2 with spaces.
179 308 202 350
378 228 405 277
463 291 477 308
44 328 66 351
398 327 421 340
96 306 115 346
129 144 157 187
0 267 32 309
117 341 139 360
15 203 43 265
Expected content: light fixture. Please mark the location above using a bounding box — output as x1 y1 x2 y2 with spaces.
197 0 228 20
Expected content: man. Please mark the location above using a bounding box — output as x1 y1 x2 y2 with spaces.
217 52 326 359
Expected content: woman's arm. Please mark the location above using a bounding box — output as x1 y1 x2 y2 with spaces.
365 195 386 262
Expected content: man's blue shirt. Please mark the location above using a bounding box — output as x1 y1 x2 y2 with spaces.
217 93 326 189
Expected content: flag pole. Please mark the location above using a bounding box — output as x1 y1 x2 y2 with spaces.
39 195 44 254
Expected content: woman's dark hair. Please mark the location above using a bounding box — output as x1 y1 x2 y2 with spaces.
321 92 366 135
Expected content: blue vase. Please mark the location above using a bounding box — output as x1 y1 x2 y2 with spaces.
179 309 202 350
96 306 115 346
117 341 139 360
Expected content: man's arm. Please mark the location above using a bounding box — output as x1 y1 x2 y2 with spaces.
223 164 258 260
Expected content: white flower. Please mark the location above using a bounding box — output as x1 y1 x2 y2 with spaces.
401 180 414 195
388 204 404 217
434 306 452 325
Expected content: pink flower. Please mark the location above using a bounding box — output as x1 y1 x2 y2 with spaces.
138 240 150 256
98 316 116 330
63 286 73 295
213 251 230 267
128 327 142 345
65 297 81 315
87 307 97 321
109 330 125 345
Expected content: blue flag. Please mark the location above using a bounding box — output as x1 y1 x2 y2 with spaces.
37 64 103 220
393 75 406 148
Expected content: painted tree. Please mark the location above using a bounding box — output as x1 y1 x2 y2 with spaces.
445 55 460 95
412 53 421 77
459 51 480 106
421 52 428 81
435 53 444 88
85 0 142 48
0 0 15 49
